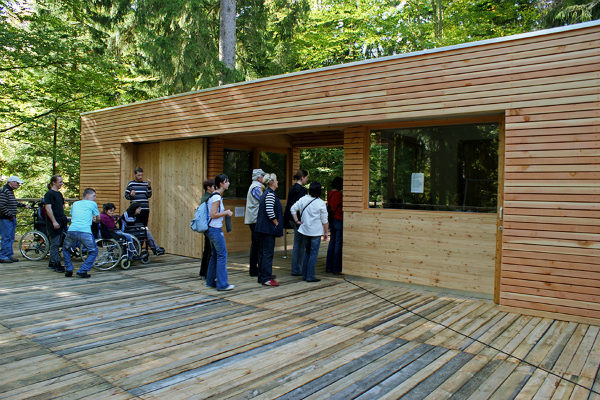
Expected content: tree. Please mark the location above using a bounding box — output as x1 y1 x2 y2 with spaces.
219 0 237 84
1 0 126 197
541 0 600 26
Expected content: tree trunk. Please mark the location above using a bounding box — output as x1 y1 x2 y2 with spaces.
219 0 236 84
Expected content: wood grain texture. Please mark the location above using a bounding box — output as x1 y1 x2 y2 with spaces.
80 23 600 321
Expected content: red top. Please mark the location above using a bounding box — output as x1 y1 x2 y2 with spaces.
99 212 116 229
327 190 343 221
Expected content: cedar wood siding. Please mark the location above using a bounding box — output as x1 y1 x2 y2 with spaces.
80 21 600 323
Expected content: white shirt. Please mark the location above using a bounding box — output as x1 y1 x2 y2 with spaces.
290 195 328 237
207 193 224 228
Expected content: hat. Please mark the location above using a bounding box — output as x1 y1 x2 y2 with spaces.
7 176 23 184
252 169 265 181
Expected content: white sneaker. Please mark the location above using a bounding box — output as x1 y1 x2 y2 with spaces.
218 284 235 291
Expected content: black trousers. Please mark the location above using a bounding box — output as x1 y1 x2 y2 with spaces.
199 233 211 277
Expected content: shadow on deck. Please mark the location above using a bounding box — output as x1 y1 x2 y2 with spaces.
0 250 598 399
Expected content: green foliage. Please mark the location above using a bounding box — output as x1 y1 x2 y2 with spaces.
1 0 129 197
2 0 593 201
541 0 600 26
299 147 343 198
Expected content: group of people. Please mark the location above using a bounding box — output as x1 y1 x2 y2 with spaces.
198 168 343 292
1 166 343 286
0 168 164 278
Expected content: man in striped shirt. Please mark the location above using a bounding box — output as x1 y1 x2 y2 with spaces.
124 167 152 226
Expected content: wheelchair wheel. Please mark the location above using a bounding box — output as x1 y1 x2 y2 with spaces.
92 238 122 271
140 251 150 264
131 235 142 256
20 230 50 261
120 258 132 270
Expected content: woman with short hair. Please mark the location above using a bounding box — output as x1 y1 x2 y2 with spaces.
290 182 328 282
255 173 283 287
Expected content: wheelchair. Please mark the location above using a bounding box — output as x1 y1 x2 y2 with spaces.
19 201 51 261
94 223 151 271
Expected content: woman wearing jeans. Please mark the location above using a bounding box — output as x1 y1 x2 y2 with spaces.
326 177 343 274
206 174 235 291
290 182 328 282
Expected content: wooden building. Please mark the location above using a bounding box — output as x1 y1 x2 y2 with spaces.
80 21 600 324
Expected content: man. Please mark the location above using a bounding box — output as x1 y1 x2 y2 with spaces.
124 167 152 226
244 168 265 277
62 188 99 278
44 175 67 272
0 176 28 263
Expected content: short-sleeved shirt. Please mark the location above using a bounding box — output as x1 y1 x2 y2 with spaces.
43 189 66 223
68 200 99 234
207 193 224 228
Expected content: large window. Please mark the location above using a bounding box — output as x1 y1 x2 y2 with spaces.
224 149 253 198
370 123 499 212
260 151 287 199
223 149 287 199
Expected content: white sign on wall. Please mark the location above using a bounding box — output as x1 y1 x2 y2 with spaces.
411 173 424 193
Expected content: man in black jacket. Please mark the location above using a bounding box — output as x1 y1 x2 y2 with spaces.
0 176 27 263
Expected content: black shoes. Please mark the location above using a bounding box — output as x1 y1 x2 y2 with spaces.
76 272 91 278
0 259 12 263
65 271 73 277
153 247 165 256
305 279 321 282
10 257 18 262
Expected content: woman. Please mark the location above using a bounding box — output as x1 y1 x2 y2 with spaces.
205 174 235 291
290 182 328 282
326 177 343 274
99 203 136 259
120 202 164 255
255 173 283 287
283 169 309 276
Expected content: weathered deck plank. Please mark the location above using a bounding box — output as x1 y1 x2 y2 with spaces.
0 251 598 399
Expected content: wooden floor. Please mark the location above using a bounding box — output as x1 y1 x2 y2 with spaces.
1 249 599 400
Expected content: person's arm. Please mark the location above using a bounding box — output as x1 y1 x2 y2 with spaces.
146 179 152 198
0 190 8 217
290 198 302 225
251 185 261 201
320 203 329 239
125 182 133 200
265 192 278 226
45 204 60 229
210 197 232 219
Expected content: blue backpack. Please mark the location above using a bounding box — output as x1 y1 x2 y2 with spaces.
190 193 219 233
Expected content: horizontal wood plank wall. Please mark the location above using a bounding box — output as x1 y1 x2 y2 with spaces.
344 210 497 293
501 104 600 320
80 23 600 321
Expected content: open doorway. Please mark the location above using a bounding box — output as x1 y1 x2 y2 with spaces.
299 147 344 198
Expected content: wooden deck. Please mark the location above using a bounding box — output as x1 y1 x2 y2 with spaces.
1 250 599 399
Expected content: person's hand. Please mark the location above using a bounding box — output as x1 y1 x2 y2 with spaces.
225 209 233 217
323 233 328 240
273 218 279 227
25 204 31 209
295 220 301 225
130 189 136 196
147 178 151 187
52 221 60 230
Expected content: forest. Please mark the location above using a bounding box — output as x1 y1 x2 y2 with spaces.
1 0 599 197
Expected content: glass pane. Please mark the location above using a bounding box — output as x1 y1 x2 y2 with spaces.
260 152 287 199
223 149 253 198
369 123 498 212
